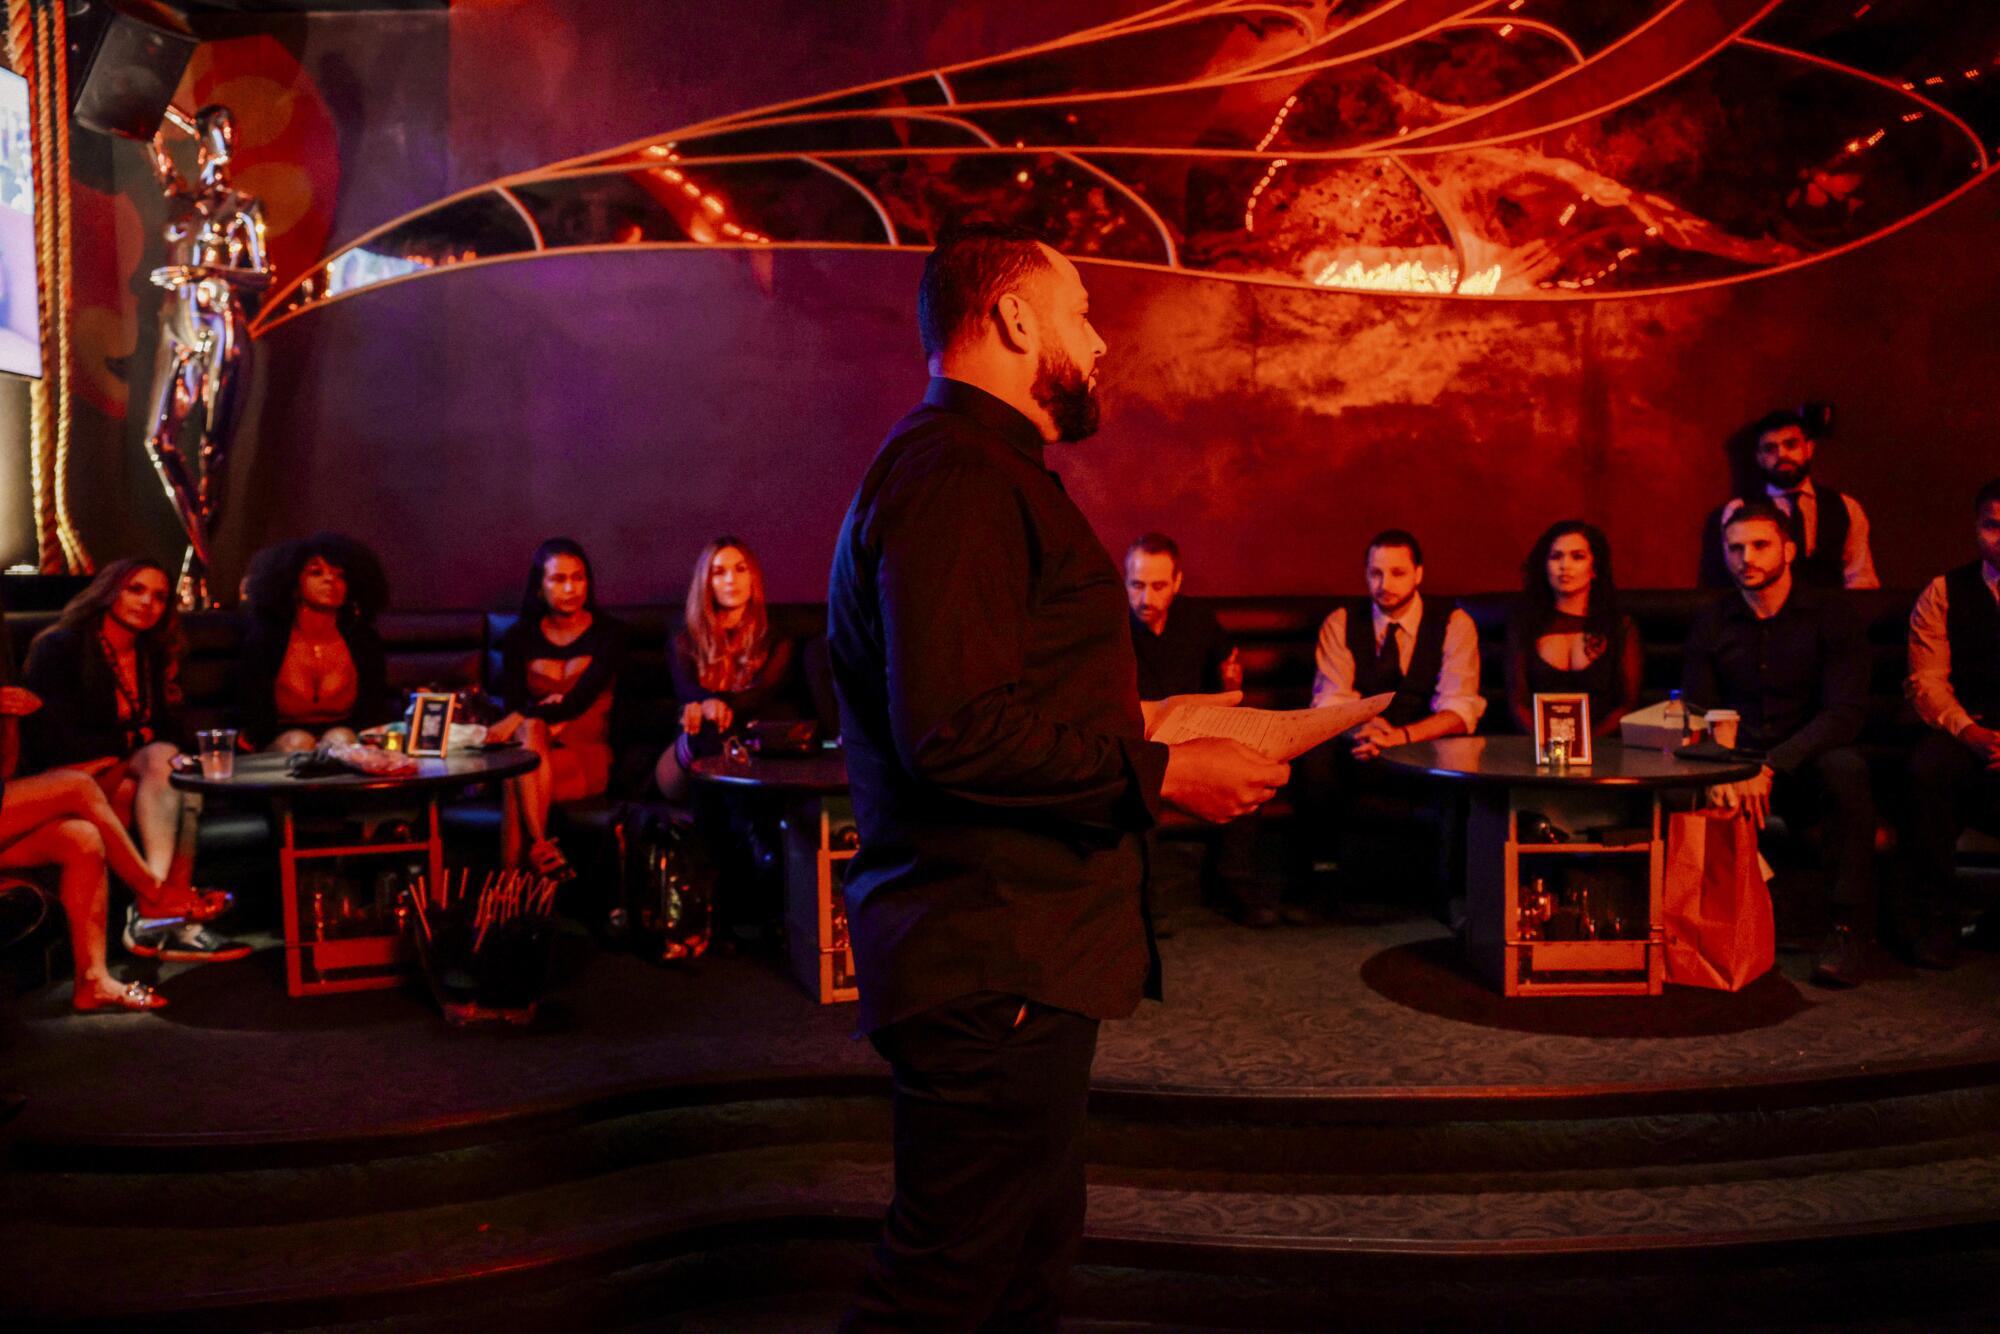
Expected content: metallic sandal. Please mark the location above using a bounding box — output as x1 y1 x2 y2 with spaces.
72 979 169 1013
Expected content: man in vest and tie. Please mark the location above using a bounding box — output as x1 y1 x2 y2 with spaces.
1700 406 1879 590
1901 477 2000 969
1290 529 1486 907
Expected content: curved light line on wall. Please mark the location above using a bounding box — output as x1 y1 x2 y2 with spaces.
1735 36 1991 173
494 185 547 250
1057 150 1181 265
802 156 899 243
1384 0 1782 159
932 70 957 105
1381 0 1690 151
245 161 2000 344
642 1 1667 168
904 110 1000 147
563 0 1482 167
1446 16 1584 66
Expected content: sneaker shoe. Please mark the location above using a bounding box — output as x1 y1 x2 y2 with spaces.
1810 924 1867 989
122 906 175 958
152 922 252 963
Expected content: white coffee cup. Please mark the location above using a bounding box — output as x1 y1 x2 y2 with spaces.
1706 709 1740 749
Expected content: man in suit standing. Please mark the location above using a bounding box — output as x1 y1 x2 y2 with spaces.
827 223 1286 1329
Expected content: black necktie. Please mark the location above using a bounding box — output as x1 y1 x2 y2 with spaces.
1376 621 1404 689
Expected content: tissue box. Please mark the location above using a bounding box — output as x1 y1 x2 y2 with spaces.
1620 699 1687 752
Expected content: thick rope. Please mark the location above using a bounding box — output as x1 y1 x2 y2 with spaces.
46 0 84 570
6 0 57 569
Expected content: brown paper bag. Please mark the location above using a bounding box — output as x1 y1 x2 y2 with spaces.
1663 811 1775 991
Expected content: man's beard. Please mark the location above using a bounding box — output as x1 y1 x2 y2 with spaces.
1032 348 1100 443
1760 459 1809 488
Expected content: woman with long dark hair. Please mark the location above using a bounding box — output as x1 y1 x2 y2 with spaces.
487 538 627 876
653 535 801 801
23 558 245 964
239 532 391 751
1506 520 1644 738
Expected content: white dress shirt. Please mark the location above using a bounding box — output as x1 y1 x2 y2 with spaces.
1720 479 1878 588
1310 593 1487 732
1906 560 2000 737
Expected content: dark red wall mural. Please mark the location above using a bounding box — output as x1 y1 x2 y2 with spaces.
149 1 2000 606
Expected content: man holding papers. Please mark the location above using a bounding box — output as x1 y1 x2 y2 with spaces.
828 223 1287 1330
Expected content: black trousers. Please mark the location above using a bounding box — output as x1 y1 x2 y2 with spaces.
844 992 1101 1332
1905 730 2000 912
1287 737 1458 900
1771 746 1877 922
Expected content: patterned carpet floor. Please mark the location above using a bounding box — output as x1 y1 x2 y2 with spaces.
4 911 1998 1146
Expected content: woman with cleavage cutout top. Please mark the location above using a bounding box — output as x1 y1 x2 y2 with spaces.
487 539 626 878
238 534 390 751
1506 520 1644 739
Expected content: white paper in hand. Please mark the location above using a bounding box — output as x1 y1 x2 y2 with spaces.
1146 694 1394 762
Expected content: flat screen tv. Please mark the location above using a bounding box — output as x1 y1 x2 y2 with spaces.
0 66 39 381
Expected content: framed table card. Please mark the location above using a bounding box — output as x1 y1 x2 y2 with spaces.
409 692 457 757
1532 692 1592 766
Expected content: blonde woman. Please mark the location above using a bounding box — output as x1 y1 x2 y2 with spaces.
654 536 802 801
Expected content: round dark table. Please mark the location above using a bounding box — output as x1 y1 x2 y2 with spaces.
171 746 540 997
687 748 856 1003
1377 736 1762 789
686 750 849 795
1376 738 1762 998
169 746 540 798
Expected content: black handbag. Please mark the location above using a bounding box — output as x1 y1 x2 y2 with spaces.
606 804 717 963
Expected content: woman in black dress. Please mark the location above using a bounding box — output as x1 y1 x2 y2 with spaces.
1506 520 1643 739
488 538 626 876
23 558 244 969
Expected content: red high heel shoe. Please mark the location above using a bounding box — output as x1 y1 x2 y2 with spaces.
72 979 169 1014
136 887 234 924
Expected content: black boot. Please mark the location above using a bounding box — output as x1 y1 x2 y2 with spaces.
1811 922 1868 988
1911 910 1960 971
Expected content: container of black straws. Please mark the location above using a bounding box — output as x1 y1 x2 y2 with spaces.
403 866 561 1026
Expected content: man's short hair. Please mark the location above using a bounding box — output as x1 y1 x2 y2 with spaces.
1724 497 1793 536
917 221 1055 358
1751 408 1807 440
1366 528 1424 567
1126 532 1180 570
1975 477 2000 513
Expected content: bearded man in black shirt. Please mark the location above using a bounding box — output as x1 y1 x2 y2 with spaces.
1683 499 1877 987
828 224 1287 1329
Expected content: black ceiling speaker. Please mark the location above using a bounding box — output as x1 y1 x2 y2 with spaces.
66 0 198 141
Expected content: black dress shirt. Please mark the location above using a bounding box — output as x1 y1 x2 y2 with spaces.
828 377 1169 1033
1681 584 1869 773
1129 601 1232 702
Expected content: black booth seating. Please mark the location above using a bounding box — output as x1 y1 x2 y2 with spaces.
0 589 1940 878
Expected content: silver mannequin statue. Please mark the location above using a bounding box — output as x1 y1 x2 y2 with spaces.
144 104 271 607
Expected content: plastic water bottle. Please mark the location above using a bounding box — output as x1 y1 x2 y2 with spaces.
1661 690 1686 755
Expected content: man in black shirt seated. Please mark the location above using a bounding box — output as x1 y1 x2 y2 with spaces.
1126 532 1269 926
1126 532 1241 700
1683 499 1876 987
1901 476 2000 968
